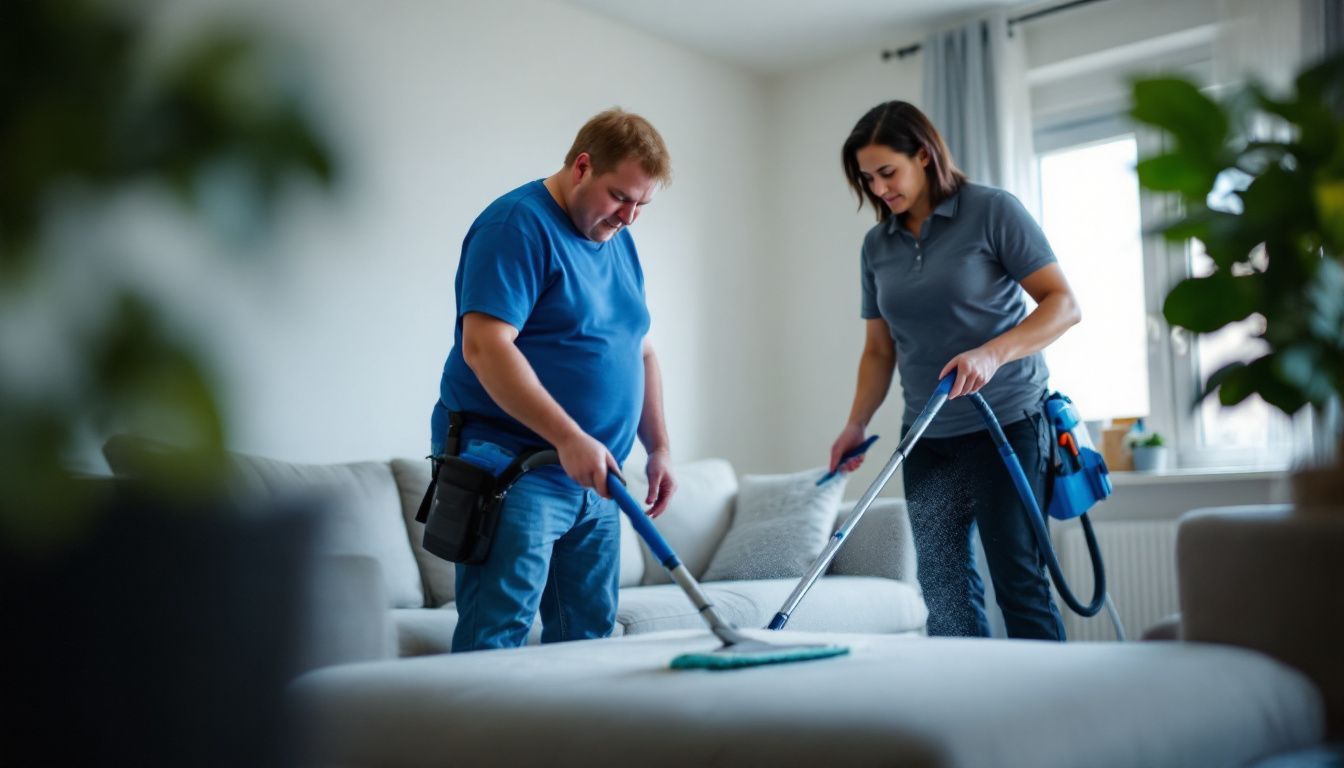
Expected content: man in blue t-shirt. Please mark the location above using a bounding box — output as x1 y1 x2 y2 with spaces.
430 109 677 652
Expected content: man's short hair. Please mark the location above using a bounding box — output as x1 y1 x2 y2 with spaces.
564 108 672 184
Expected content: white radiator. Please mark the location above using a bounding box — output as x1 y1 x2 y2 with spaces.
1051 519 1180 642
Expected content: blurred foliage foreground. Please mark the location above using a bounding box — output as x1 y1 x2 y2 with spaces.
0 0 337 550
1130 53 1344 434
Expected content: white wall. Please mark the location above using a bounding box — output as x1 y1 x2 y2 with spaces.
111 0 771 467
751 49 925 487
749 0 1225 491
102 0 1272 493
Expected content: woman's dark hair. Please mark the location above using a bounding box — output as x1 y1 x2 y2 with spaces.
841 101 967 223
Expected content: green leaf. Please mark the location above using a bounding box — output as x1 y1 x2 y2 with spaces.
1248 354 1312 414
1163 273 1262 332
1295 52 1344 118
1240 165 1312 236
1204 360 1250 406
1208 356 1306 413
1131 78 1229 155
1137 154 1217 199
1305 257 1344 343
1314 179 1344 248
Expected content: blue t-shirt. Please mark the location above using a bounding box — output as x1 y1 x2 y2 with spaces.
432 180 651 461
860 183 1057 437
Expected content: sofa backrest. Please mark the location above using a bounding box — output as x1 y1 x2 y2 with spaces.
619 459 739 585
829 497 916 583
616 462 916 587
103 435 427 610
388 458 456 606
224 452 427 611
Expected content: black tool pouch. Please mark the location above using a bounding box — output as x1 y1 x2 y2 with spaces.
416 455 502 565
414 412 557 566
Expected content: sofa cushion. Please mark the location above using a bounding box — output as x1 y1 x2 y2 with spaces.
292 630 1326 768
828 498 917 583
392 605 623 656
701 467 846 582
622 459 737 585
389 458 458 606
616 576 925 636
226 453 425 609
616 512 646 587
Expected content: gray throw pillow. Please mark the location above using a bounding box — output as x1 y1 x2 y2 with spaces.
701 467 847 581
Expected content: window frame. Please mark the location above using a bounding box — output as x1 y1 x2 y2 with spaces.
1033 113 1305 471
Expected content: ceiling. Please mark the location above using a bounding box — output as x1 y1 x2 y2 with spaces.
552 0 1026 75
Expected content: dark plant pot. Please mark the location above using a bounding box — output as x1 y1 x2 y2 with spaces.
1 484 317 767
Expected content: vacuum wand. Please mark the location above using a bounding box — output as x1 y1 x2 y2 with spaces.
608 470 850 669
767 374 955 631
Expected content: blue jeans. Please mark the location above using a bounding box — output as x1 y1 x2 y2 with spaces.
448 463 621 652
902 407 1066 640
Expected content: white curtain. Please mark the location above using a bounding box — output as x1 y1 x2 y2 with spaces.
920 12 1039 639
921 11 1037 215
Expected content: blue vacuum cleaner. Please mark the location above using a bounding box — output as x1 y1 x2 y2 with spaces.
769 373 1125 639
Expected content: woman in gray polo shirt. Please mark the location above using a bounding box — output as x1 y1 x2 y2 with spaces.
829 101 1082 640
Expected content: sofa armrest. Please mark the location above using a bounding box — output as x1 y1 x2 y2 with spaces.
297 554 395 672
1178 505 1344 739
828 498 917 583
1140 613 1183 641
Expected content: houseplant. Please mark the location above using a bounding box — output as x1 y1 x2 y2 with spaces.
1 0 334 544
1 2 338 764
1129 432 1168 472
1130 52 1344 507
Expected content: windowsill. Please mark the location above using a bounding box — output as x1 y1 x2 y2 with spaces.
1108 467 1288 486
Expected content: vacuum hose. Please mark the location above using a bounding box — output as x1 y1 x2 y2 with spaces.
966 393 1107 618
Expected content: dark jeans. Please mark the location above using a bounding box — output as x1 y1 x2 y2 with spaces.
902 406 1066 640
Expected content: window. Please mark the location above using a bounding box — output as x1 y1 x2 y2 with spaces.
1033 121 1300 470
1037 135 1149 422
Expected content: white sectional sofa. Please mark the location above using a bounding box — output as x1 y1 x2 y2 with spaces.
284 502 1337 768
389 457 926 656
103 436 928 661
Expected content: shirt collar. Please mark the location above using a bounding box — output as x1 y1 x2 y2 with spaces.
887 186 963 235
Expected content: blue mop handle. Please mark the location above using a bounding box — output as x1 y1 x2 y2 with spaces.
607 473 679 571
608 471 740 639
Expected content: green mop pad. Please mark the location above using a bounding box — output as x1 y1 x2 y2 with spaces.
670 637 849 670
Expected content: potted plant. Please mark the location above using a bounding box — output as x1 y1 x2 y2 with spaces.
1130 52 1344 509
1 2 338 764
1130 432 1169 472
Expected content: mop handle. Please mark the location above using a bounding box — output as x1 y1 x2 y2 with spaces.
768 374 955 630
607 472 737 640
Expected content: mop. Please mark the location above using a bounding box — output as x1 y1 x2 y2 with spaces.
607 472 850 670
768 374 1124 638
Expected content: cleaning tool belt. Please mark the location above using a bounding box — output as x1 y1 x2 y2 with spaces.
415 419 553 565
416 456 507 565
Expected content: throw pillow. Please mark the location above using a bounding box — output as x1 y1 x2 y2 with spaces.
621 459 738 584
701 467 847 582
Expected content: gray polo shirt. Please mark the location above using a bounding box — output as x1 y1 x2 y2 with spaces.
861 182 1056 437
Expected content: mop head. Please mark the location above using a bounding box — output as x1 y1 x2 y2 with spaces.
670 639 849 670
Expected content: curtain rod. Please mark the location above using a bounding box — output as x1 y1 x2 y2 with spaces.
881 0 1109 61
